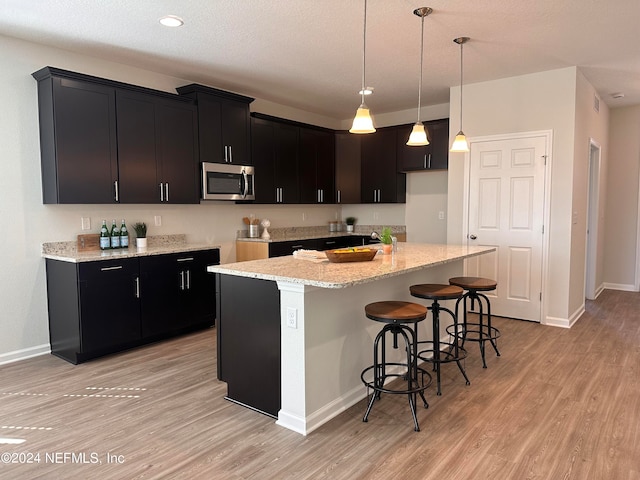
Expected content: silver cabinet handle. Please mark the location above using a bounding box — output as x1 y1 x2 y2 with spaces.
428 153 431 169
424 154 427 169
134 276 140 298
100 265 123 271
114 180 119 202
186 270 191 290
165 183 169 202
177 257 194 262
373 190 377 202
180 271 185 290
159 183 164 202
337 190 341 203
229 145 233 163
224 145 228 163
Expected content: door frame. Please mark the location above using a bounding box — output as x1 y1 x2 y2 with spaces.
585 138 602 300
461 130 553 324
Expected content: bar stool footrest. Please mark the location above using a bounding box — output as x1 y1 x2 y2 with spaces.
416 341 468 364
446 323 501 342
360 364 432 396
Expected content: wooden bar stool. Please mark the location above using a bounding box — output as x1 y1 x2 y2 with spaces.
448 277 501 368
360 301 432 431
409 284 469 395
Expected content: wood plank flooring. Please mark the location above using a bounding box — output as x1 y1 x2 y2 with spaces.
1 289 639 479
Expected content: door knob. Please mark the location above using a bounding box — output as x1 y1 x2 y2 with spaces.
469 234 477 240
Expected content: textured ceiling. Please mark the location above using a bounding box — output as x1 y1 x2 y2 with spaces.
1 0 639 120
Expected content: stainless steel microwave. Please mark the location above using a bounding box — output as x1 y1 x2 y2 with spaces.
201 163 255 201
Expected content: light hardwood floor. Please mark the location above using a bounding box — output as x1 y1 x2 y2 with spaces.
1 289 639 479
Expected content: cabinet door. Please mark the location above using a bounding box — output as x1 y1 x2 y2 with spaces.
299 128 335 204
139 254 185 337
361 127 404 203
116 90 160 203
156 98 199 203
117 90 199 204
221 98 251 165
397 118 449 171
251 117 277 203
251 117 299 204
78 259 141 352
335 132 361 204
140 250 219 337
425 118 449 170
40 77 118 203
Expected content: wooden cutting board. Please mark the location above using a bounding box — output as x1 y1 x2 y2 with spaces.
77 234 100 251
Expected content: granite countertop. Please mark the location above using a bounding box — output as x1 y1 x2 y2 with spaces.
236 225 406 243
42 234 220 263
208 243 495 289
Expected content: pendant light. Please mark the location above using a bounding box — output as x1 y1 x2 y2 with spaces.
406 7 432 146
350 0 376 134
450 36 470 152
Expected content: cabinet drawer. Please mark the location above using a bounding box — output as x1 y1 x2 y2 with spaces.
78 258 139 280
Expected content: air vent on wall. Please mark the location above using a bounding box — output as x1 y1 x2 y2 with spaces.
593 94 600 113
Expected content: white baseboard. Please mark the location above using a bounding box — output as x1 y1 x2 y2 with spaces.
0 344 50 366
603 282 638 292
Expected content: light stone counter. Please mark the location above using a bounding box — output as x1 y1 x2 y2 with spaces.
209 243 493 288
43 234 220 263
211 242 495 436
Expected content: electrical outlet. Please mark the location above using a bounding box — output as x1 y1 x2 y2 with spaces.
302 212 307 221
286 307 298 329
81 217 91 230
438 211 445 220
154 215 162 226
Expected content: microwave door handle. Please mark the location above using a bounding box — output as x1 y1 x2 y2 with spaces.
241 169 248 199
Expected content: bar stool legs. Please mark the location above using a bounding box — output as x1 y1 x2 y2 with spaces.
448 277 501 369
360 301 432 431
409 284 469 396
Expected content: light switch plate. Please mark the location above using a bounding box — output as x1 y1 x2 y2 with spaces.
81 217 91 230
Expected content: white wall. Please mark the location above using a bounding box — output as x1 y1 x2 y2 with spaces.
603 105 640 289
447 67 610 324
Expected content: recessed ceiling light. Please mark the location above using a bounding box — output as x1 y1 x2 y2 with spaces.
159 15 184 27
611 92 625 99
359 87 374 95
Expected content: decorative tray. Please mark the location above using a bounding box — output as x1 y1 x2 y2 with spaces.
325 247 377 263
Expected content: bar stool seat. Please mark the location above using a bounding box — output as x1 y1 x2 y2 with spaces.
409 284 469 395
447 276 501 368
361 301 432 431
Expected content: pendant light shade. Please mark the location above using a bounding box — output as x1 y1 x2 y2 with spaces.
450 36 470 153
406 7 432 146
350 0 376 134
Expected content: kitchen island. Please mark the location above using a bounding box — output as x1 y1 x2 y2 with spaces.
209 243 495 435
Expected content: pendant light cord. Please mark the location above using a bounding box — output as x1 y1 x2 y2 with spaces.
360 0 368 105
416 14 425 124
459 39 464 131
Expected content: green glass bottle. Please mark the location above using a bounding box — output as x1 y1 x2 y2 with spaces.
99 220 110 250
110 219 120 249
120 219 129 248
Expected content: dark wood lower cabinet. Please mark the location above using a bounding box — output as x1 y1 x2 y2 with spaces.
45 249 219 364
216 275 281 417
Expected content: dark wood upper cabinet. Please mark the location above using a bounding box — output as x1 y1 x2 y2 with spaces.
251 115 300 204
33 69 119 204
33 67 199 204
397 118 450 172
299 127 335 204
177 84 254 166
335 131 362 204
361 126 406 203
116 90 199 204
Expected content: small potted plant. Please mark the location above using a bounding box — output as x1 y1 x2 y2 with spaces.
132 222 147 249
345 217 357 233
380 227 393 255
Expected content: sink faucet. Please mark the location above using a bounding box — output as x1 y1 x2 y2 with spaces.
370 231 380 240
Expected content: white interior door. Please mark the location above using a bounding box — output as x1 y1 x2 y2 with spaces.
465 134 547 322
